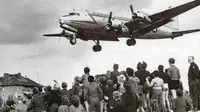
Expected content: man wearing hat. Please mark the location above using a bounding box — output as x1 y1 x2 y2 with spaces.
167 58 181 99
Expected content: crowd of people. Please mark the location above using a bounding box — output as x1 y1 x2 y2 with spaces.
0 56 200 112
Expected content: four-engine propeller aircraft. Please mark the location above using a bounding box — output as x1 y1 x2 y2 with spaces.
43 0 200 52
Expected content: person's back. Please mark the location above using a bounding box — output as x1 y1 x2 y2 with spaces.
87 82 102 98
71 84 82 96
173 89 192 112
69 105 84 112
85 76 103 112
110 64 120 84
49 90 61 105
70 96 84 112
121 84 139 112
125 67 140 95
30 94 46 112
82 67 90 87
58 105 69 112
151 77 164 89
61 82 70 98
136 70 150 86
61 89 70 98
81 74 89 87
110 71 120 84
126 76 139 94
168 65 181 81
58 95 69 112
15 101 28 112
27 87 46 112
157 71 170 84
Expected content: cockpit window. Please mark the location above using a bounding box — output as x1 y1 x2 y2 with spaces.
63 12 80 17
69 12 80 16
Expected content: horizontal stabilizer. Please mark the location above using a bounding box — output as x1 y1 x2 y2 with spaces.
172 29 200 36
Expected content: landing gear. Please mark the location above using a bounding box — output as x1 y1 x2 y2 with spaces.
126 38 136 46
69 38 76 45
93 40 102 52
93 45 102 52
69 33 77 45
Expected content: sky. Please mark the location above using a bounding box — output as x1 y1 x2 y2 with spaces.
0 0 200 90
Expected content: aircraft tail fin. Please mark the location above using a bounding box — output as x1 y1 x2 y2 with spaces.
172 29 200 36
165 16 180 31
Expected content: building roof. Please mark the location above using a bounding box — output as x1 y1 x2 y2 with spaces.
0 73 41 87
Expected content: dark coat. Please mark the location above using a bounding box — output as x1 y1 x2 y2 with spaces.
27 93 46 112
121 92 139 112
173 96 192 112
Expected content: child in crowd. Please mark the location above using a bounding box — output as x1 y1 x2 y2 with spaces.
172 89 192 112
58 95 70 112
110 91 124 112
69 95 84 112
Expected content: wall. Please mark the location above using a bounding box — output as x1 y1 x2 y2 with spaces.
0 86 33 102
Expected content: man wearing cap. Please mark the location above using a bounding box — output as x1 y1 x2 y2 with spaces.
188 56 200 112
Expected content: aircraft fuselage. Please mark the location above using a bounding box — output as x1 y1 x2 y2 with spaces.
60 11 177 41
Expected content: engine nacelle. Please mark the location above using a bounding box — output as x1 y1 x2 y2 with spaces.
72 33 77 39
136 11 152 23
104 21 123 32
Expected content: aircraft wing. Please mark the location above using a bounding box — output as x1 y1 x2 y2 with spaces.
132 18 172 36
172 29 200 36
43 33 63 37
149 0 200 22
43 31 73 37
127 0 200 36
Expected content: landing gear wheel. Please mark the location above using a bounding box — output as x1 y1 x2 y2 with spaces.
70 38 76 45
93 45 102 52
126 39 136 46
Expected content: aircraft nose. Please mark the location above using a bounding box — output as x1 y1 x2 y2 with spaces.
59 18 64 25
59 17 70 25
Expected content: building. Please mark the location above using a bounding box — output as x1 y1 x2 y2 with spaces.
0 73 41 102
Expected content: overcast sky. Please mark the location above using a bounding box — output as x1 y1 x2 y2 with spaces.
0 0 200 90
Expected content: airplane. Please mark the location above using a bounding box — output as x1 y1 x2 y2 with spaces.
43 0 200 52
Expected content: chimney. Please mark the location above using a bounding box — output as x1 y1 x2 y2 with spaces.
16 73 21 77
4 73 10 79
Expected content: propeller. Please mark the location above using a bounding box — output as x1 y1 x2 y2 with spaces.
108 12 113 25
130 5 137 19
104 12 113 31
57 30 66 42
130 5 134 15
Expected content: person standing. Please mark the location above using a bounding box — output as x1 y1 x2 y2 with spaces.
61 82 71 99
15 95 28 112
110 64 120 85
157 65 171 111
146 71 166 112
85 75 103 112
81 67 90 112
188 56 200 112
121 82 139 112
167 58 181 99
